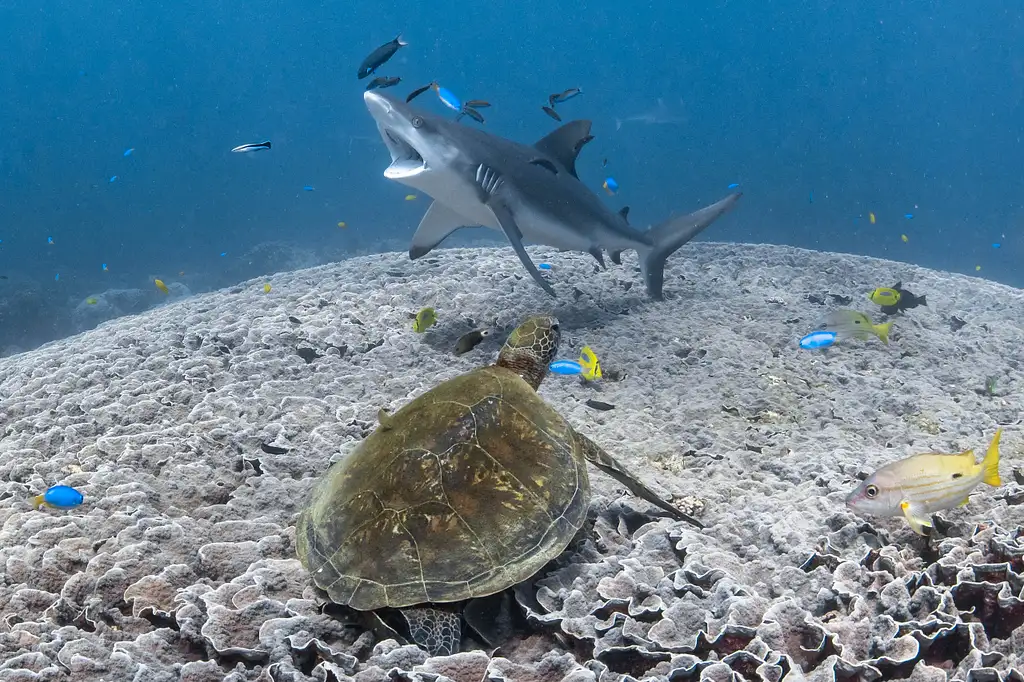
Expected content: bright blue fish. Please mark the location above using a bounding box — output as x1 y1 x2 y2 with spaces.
549 360 583 375
904 213 914 219
602 177 619 196
101 263 108 271
109 175 118 183
220 252 227 257
538 263 552 270
993 243 1001 249
432 83 461 112
728 183 740 189
123 148 134 157
47 236 54 244
799 331 837 350
55 273 59 281
303 185 315 192
33 484 84 510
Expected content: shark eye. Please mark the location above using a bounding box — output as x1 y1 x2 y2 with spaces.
865 485 879 498
411 116 424 129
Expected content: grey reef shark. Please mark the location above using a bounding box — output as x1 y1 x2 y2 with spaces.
363 90 741 299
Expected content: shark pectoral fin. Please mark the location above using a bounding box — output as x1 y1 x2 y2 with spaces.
486 196 556 298
409 201 474 260
534 120 593 178
640 192 742 300
900 501 933 536
589 247 606 268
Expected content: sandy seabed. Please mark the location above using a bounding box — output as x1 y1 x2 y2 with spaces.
0 242 1022 682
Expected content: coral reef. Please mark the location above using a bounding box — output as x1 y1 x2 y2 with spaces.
0 243 1022 680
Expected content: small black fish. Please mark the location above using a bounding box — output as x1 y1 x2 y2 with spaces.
464 99 491 108
0 275 7 280
601 158 608 168
455 329 491 355
542 105 562 122
366 76 401 91
260 443 289 455
288 316 301 324
458 107 485 124
357 34 408 80
406 82 433 102
585 399 615 411
828 293 853 305
549 87 582 106
880 281 927 315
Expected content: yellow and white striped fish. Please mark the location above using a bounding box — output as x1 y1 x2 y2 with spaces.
845 429 1003 535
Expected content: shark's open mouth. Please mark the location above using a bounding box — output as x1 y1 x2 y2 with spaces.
381 127 426 179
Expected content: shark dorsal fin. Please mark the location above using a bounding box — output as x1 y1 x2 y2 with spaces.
534 120 593 179
619 206 630 223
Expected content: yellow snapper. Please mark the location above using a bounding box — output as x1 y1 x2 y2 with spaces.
845 429 1003 535
579 345 602 381
867 287 901 306
412 307 437 333
822 309 892 344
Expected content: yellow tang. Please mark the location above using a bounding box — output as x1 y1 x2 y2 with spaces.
412 307 437 333
901 234 909 243
337 221 347 228
154 279 169 294
845 430 1002 535
405 194 417 201
867 287 900 306
578 345 602 381
263 283 272 293
86 297 98 305
869 212 876 224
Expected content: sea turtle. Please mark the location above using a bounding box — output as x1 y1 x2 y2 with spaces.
295 315 702 655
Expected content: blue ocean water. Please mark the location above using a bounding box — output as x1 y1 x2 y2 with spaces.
1 1 1021 354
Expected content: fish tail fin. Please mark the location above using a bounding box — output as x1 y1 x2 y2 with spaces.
875 321 894 345
396 33 408 46
31 495 44 510
918 295 927 306
638 193 741 300
981 428 1002 487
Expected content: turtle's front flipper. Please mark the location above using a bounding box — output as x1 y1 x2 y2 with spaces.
577 432 704 529
400 607 462 656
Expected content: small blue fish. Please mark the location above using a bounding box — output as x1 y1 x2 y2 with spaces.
32 484 84 510
47 236 54 244
602 177 619 196
993 243 1001 249
808 190 814 204
123 148 134 157
799 331 837 350
904 213 914 219
101 263 108 271
538 263 552 270
220 252 227 257
109 175 118 183
432 83 462 112
728 183 740 189
303 185 315 192
55 273 59 281
549 360 583 375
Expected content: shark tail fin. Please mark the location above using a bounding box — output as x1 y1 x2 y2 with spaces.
638 192 742 300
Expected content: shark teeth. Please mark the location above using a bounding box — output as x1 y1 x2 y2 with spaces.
380 128 426 178
384 159 427 179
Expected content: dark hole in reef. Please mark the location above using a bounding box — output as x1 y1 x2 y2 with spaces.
597 646 670 679
953 582 1024 640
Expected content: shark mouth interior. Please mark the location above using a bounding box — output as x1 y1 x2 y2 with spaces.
380 126 426 179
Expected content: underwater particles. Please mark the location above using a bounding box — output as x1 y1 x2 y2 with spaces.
358 33 408 79
847 430 1002 535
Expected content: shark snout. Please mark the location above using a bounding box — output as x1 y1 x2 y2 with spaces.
363 90 392 118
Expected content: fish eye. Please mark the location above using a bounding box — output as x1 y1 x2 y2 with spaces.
412 116 424 128
865 484 879 498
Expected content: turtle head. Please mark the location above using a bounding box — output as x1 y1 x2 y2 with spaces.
495 315 560 390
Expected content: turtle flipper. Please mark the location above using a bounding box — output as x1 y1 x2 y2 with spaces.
577 432 704 529
401 607 462 656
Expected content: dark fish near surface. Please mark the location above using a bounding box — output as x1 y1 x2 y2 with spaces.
541 105 562 121
231 141 271 153
357 33 408 79
464 99 491 108
366 76 401 91
548 87 582 107
455 328 490 355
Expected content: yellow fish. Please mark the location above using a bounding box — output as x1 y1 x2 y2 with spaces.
976 265 982 271
337 221 347 229
578 345 602 381
412 307 437 333
85 297 98 305
822 309 892 344
869 212 876 224
846 430 1002 535
901 234 909 243
405 194 417 201
263 283 271 293
867 287 900 307
154 279 169 294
